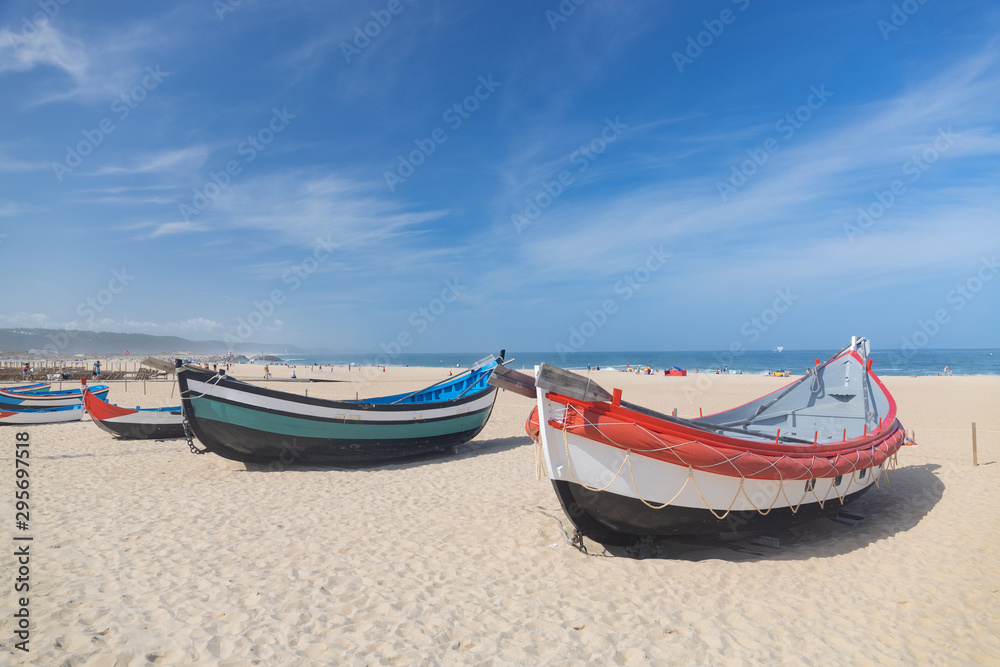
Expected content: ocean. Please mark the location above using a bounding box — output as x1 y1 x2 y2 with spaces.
278 348 999 377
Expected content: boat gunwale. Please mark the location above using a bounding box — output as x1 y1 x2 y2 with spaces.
178 366 498 414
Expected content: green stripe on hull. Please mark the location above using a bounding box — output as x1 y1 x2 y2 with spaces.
190 396 490 440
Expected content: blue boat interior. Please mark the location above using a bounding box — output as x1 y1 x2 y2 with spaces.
129 405 183 413
360 360 498 405
4 404 83 413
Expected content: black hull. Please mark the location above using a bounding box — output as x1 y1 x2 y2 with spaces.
89 416 185 440
553 479 876 545
186 412 494 465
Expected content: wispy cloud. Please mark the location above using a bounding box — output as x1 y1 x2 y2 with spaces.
0 21 164 106
0 150 49 172
0 23 89 81
491 48 1000 294
0 312 53 328
0 200 36 218
52 316 228 339
203 171 449 248
92 146 211 176
150 221 204 238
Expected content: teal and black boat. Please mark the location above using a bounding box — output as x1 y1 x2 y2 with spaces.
176 352 504 464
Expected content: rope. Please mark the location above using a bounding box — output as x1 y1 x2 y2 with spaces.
521 506 611 557
563 428 629 492
179 372 226 400
625 459 691 510
535 436 548 481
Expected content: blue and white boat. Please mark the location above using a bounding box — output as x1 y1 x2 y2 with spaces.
0 404 84 425
0 384 109 408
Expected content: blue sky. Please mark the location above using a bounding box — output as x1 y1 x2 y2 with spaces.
1 0 998 355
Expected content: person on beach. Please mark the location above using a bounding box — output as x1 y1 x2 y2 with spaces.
93 360 101 379
264 364 270 379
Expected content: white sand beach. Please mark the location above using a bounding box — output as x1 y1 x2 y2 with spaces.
2 365 998 665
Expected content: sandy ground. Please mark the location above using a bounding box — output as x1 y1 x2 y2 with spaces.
1 363 998 665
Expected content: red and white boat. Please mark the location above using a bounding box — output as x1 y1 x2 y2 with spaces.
491 337 905 544
83 389 185 440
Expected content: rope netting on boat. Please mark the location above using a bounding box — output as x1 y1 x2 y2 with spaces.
526 403 903 518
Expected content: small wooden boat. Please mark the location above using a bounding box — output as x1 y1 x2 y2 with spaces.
176 352 504 464
0 404 84 425
1 382 51 393
83 389 184 440
0 384 109 408
491 337 905 544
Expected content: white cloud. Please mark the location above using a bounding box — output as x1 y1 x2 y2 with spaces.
488 49 1000 297
56 316 228 339
150 221 204 237
199 170 448 248
0 22 164 106
0 312 55 328
93 146 211 177
0 23 89 81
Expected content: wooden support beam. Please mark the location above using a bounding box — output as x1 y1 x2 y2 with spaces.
972 422 978 466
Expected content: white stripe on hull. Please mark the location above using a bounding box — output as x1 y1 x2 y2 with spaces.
188 378 496 423
0 409 84 424
102 411 182 425
537 394 886 513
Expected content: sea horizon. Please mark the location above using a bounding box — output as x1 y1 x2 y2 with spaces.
5 347 996 377
272 348 999 377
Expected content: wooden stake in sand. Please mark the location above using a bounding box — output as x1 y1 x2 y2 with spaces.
972 422 978 466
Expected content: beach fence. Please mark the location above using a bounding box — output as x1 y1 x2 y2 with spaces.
0 359 173 383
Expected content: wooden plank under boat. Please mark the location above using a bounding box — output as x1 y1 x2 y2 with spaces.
498 337 906 544
176 352 505 464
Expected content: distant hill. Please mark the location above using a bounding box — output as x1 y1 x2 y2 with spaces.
0 328 301 357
